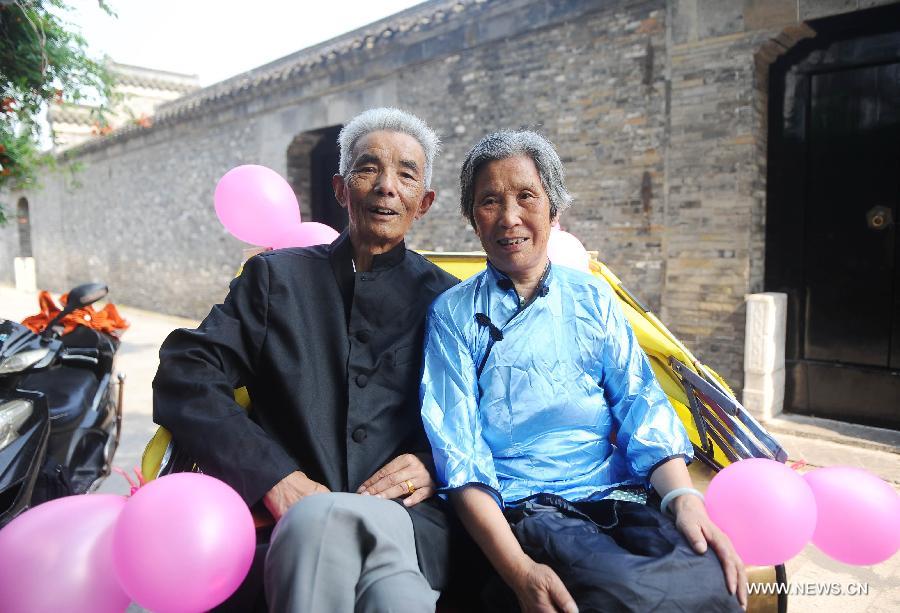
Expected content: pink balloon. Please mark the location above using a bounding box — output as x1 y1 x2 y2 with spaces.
804 466 900 565
270 221 340 249
214 165 301 246
548 228 590 272
0 494 129 613
706 458 816 566
112 473 256 613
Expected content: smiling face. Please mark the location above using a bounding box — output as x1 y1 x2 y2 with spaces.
333 130 434 255
472 155 556 286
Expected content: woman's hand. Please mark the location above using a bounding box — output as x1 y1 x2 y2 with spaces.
650 457 747 610
356 452 436 507
510 559 579 613
671 494 748 610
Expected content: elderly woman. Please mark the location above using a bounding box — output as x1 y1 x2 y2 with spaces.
420 131 746 612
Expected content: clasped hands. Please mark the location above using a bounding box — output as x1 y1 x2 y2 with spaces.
263 452 436 521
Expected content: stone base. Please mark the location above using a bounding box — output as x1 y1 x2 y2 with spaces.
742 368 785 421
744 292 787 373
14 257 36 292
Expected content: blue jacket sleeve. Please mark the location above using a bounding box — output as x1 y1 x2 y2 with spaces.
595 282 693 482
420 306 502 505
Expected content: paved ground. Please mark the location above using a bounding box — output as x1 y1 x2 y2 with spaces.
2 284 898 612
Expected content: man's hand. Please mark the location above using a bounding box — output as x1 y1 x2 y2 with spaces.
263 471 330 521
356 453 435 507
510 559 579 613
671 494 748 610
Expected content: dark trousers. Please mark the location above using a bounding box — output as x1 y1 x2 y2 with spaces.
482 494 743 613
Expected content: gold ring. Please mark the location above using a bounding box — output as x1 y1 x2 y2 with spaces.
405 479 416 495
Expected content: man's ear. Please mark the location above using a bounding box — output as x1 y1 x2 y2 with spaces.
332 174 348 209
413 189 436 220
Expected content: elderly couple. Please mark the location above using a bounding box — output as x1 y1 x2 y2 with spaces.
154 108 746 612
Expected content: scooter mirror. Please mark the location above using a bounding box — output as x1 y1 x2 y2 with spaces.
40 283 110 339
64 283 109 311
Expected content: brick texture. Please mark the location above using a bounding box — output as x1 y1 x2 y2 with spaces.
2 0 894 392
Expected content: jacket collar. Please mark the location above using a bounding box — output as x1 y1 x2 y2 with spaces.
329 229 407 272
485 260 553 302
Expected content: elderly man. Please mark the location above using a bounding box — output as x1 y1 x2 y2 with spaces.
153 108 458 612
421 130 746 612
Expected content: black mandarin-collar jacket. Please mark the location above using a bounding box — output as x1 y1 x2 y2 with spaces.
152 231 459 588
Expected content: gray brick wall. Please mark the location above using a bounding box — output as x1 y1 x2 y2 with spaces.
3 0 896 390
0 202 16 285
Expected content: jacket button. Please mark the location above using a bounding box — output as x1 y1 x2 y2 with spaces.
352 427 367 443
356 374 368 387
356 330 370 343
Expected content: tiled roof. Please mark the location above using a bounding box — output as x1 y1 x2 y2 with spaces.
110 62 201 94
48 63 200 127
66 0 488 154
47 103 96 127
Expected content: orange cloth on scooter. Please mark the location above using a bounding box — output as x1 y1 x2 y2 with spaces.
21 291 130 336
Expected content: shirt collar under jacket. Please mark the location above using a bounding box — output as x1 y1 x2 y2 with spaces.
484 259 552 311
330 228 408 272
329 229 410 325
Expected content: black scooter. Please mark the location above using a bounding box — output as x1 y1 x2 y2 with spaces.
0 283 124 528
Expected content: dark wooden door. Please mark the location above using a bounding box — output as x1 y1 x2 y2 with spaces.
766 10 900 429
798 62 900 427
804 64 899 368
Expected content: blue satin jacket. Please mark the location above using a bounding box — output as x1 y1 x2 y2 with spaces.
420 262 692 507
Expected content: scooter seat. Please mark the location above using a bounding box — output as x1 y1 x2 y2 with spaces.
21 367 100 428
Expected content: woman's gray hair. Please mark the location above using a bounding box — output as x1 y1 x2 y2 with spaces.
459 130 573 228
337 107 440 187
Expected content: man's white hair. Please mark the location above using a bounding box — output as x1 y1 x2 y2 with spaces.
337 107 440 187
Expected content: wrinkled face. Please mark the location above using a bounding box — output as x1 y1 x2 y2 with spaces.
333 130 434 250
472 155 555 282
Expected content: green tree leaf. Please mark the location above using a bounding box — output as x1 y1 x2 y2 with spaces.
0 0 116 221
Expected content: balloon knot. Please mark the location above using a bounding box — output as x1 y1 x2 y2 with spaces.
113 466 146 496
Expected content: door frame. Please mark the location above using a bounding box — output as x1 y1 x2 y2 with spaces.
764 4 900 428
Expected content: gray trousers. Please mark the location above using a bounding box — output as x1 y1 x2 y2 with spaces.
264 492 439 613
